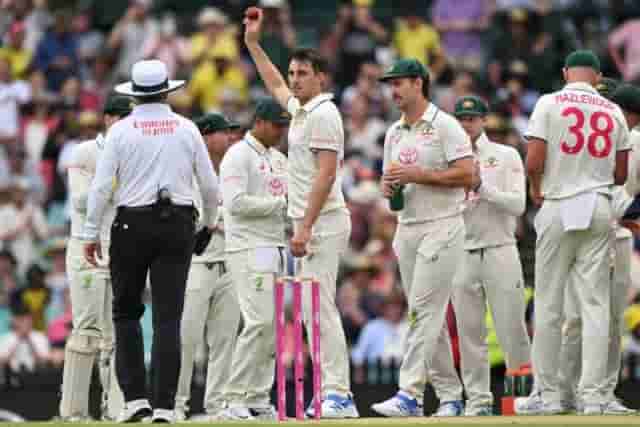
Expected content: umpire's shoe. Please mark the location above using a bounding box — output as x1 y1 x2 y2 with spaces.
118 399 152 423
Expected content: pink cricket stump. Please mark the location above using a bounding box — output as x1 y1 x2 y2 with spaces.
274 279 287 421
311 280 322 419
292 279 305 420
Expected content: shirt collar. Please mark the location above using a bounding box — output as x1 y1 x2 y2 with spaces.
301 93 334 112
245 131 268 154
563 82 598 94
132 103 173 114
399 102 438 129
96 133 105 150
474 132 490 152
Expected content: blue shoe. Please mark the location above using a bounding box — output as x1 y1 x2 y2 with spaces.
371 392 423 417
321 394 359 418
433 400 464 417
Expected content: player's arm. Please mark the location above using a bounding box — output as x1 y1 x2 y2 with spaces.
411 157 474 187
220 148 285 218
525 138 545 206
477 150 526 216
244 8 292 109
193 129 219 229
301 150 337 231
67 145 93 213
615 150 629 185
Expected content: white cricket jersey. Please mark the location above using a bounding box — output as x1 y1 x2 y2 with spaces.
525 82 631 200
286 93 346 219
85 103 219 240
67 135 116 242
220 132 287 252
463 134 526 250
613 129 640 239
383 102 473 224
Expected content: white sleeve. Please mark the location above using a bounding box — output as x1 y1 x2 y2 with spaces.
442 117 473 162
477 148 526 216
67 145 93 213
287 96 301 116
85 131 119 240
193 128 219 228
309 108 342 153
616 111 631 152
220 146 285 218
525 95 551 141
14 80 31 104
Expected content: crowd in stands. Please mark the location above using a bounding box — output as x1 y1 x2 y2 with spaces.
2 0 640 383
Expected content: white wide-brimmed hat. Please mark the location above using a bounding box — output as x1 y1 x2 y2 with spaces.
115 60 185 97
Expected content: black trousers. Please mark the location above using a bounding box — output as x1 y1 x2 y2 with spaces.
109 205 195 409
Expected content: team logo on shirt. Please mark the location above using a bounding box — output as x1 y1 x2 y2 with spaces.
268 177 286 196
398 147 418 165
484 156 498 168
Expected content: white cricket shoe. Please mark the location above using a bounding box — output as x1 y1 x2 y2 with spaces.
117 399 152 423
218 406 255 420
433 400 464 417
371 392 423 417
320 394 359 418
173 407 186 422
514 393 564 415
603 400 637 415
464 405 493 416
151 409 175 423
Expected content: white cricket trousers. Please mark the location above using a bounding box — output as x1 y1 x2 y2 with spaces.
394 215 464 401
432 244 530 409
175 260 240 414
532 195 611 406
293 209 352 397
558 235 631 402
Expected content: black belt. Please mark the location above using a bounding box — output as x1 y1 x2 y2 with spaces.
118 204 195 214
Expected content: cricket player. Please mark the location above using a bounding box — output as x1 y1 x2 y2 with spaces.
556 82 640 415
174 113 241 421
60 95 133 421
243 8 358 417
429 96 531 416
219 99 289 420
371 58 474 417
517 50 630 415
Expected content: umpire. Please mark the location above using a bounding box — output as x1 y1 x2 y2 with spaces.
83 60 219 423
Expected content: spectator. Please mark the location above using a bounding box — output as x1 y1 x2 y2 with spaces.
0 21 33 80
33 9 80 91
42 238 67 319
393 4 446 80
492 60 539 133
11 264 50 332
107 0 156 82
22 95 58 168
624 304 640 358
255 0 297 76
0 179 49 276
0 305 50 373
189 7 238 66
432 0 494 71
331 0 389 88
0 249 20 308
71 11 105 75
608 18 640 83
347 179 382 249
337 254 383 343
436 68 476 113
351 289 407 365
344 95 386 162
142 13 189 79
47 287 71 367
189 50 248 113
5 144 46 204
0 56 31 143
341 61 392 120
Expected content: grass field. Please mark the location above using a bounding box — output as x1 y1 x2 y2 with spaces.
17 416 640 427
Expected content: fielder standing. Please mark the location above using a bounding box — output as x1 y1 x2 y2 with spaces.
219 100 289 420
243 8 358 417
174 113 241 421
59 95 133 421
430 96 531 416
371 58 474 417
557 82 640 415
517 50 629 415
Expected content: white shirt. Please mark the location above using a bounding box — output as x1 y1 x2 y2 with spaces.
220 132 288 252
286 93 346 219
192 183 225 263
463 134 526 249
525 82 631 200
0 79 31 138
612 129 640 239
67 135 116 241
85 103 219 240
383 102 473 224
0 331 50 372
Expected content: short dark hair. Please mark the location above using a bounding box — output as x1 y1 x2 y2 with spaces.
420 75 430 98
136 93 168 104
290 48 330 75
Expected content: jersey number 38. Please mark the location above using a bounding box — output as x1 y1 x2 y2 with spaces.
560 107 614 158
